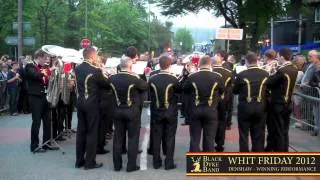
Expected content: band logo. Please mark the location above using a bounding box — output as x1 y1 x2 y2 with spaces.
186 152 320 176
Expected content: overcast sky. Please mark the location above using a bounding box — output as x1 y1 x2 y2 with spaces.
150 4 226 29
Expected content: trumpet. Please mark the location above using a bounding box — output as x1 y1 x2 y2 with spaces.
261 60 280 75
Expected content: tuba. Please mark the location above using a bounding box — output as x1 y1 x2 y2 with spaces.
46 60 60 107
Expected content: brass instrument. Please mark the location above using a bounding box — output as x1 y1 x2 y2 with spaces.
46 60 60 107
261 60 280 75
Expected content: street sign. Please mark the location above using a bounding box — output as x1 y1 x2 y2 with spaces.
12 22 32 31
216 28 243 40
80 38 91 48
5 36 35 46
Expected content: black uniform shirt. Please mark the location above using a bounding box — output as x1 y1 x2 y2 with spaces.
24 62 46 96
213 65 233 101
183 68 224 107
74 61 110 104
233 65 269 103
266 61 298 104
109 71 148 107
148 70 180 110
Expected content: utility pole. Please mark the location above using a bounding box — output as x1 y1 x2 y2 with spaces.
18 0 23 58
271 17 274 49
148 0 151 53
85 0 88 37
298 14 302 53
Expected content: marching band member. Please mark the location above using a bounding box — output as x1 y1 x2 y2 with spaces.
218 50 234 129
233 52 269 152
212 55 233 152
97 56 112 154
183 56 224 152
25 49 55 153
149 55 181 170
74 47 110 170
262 49 278 151
266 48 298 152
109 55 148 172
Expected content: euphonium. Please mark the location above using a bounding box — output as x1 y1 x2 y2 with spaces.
46 60 60 107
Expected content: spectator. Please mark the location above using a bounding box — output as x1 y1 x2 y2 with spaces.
295 54 309 73
0 63 9 80
7 62 21 116
306 51 320 136
301 50 319 85
7 59 13 70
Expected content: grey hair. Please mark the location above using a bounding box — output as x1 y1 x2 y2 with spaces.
120 55 133 69
295 55 306 62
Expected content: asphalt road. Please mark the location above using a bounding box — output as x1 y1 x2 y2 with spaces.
0 108 319 180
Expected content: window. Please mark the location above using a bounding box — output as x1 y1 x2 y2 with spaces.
314 33 320 43
315 7 320 22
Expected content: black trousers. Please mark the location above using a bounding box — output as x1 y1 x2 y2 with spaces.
237 102 266 152
97 105 108 151
151 109 177 167
52 99 67 138
66 91 76 129
8 87 19 114
265 100 275 151
269 103 292 152
148 117 166 155
76 99 99 167
215 101 227 148
226 94 234 128
29 95 51 151
113 106 140 170
189 106 218 152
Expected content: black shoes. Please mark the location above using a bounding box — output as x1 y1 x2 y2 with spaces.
153 160 162 169
114 166 123 172
75 162 85 169
96 149 110 155
165 164 177 170
84 162 103 170
215 146 224 152
126 166 140 172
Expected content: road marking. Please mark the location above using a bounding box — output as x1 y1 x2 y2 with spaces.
140 108 151 170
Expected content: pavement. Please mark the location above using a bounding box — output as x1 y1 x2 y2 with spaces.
0 108 320 180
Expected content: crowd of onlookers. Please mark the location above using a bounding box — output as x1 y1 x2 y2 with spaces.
0 55 31 115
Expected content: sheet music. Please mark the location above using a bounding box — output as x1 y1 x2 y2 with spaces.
170 64 184 75
132 61 148 75
105 57 121 68
235 66 247 74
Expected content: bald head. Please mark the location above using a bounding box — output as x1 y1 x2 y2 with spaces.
308 50 319 64
200 56 212 68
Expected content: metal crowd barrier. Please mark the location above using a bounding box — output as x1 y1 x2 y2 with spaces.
291 84 320 137
0 80 8 113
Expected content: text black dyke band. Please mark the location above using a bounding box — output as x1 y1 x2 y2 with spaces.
186 153 320 176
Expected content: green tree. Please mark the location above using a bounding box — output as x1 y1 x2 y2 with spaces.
0 0 174 57
174 28 194 53
156 0 286 53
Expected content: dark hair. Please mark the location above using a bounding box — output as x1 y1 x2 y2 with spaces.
125 46 138 59
279 48 292 61
246 52 258 64
12 61 19 66
83 47 96 59
159 56 172 70
34 49 46 58
264 49 277 59
216 50 228 61
200 56 211 66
